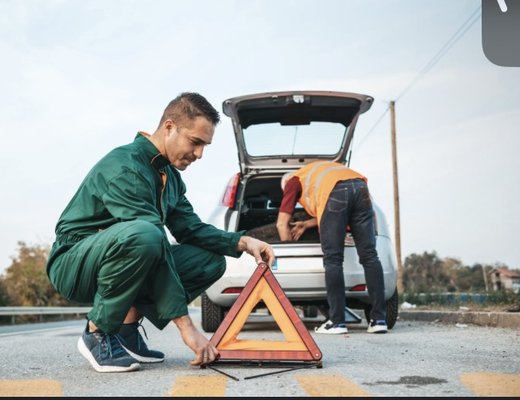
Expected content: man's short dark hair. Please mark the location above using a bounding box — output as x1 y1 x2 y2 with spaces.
159 92 220 128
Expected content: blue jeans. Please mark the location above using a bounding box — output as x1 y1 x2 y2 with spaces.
320 179 386 324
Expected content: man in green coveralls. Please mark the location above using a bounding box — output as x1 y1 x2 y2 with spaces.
46 92 275 373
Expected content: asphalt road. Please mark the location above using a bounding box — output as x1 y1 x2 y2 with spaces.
0 308 519 397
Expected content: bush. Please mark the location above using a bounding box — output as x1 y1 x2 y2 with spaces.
1 241 69 307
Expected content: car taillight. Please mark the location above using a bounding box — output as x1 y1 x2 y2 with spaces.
349 284 367 292
221 173 240 208
222 287 243 294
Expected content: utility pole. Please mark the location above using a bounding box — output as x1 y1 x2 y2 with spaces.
390 100 404 294
482 264 489 293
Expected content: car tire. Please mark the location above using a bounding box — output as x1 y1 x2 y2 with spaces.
363 289 399 330
385 289 399 329
201 292 224 333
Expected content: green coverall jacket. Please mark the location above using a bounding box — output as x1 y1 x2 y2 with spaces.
47 133 243 333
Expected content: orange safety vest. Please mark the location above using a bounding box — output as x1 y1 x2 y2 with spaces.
293 161 367 227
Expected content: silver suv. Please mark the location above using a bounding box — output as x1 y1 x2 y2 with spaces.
203 91 398 332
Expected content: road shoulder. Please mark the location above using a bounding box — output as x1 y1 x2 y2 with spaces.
398 309 520 329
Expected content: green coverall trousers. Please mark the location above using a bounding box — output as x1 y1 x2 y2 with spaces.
48 220 226 334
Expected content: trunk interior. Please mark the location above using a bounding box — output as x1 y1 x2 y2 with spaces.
236 174 321 243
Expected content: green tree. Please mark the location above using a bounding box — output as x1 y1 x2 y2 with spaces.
403 252 465 293
2 241 68 306
456 263 489 291
403 251 443 292
438 257 462 292
0 277 8 306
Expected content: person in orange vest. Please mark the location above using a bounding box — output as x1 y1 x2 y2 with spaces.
276 161 387 334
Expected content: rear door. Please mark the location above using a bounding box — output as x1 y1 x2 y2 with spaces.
222 91 374 174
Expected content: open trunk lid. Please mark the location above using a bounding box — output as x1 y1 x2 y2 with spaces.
222 90 374 174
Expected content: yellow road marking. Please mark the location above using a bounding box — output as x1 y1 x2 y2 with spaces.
3 372 517 396
296 374 370 397
0 379 63 397
460 372 520 397
169 376 228 397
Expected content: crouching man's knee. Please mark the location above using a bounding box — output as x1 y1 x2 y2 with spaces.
114 220 166 264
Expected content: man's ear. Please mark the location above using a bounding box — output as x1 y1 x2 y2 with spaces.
164 119 176 135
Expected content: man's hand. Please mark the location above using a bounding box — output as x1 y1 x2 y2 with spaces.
237 235 275 267
289 221 307 241
290 218 317 241
173 315 219 366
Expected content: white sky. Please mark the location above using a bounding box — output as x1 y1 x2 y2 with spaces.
1 0 519 274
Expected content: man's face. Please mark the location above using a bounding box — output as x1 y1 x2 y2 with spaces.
164 116 215 170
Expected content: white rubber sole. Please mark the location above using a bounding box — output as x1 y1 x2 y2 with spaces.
122 346 165 364
367 325 388 334
77 337 140 373
314 322 349 334
314 328 349 334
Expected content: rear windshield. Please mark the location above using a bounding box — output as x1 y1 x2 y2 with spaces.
242 121 347 157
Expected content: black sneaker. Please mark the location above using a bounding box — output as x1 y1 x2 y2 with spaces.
118 321 165 363
77 323 140 373
367 319 388 334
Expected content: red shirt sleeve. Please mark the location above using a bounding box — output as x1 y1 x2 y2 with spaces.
279 176 302 214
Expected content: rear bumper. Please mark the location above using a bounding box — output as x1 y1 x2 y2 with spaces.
205 236 397 308
206 272 392 308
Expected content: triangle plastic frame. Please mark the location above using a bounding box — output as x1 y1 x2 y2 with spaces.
209 262 322 363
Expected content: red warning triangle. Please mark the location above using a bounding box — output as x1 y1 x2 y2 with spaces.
209 262 322 362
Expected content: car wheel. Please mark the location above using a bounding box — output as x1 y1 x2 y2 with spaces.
201 292 224 333
385 289 399 329
363 289 399 330
303 305 319 318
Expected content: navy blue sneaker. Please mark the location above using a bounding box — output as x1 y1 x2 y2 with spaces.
77 322 140 373
367 319 388 334
118 321 165 363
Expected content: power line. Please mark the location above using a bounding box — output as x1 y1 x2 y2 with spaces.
390 5 480 276
353 104 390 150
353 5 482 151
396 5 481 102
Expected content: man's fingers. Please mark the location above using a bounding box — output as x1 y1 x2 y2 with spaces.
209 349 219 364
190 348 208 366
242 236 275 267
253 250 263 265
190 354 203 366
190 353 209 366
190 347 220 366
261 247 275 267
